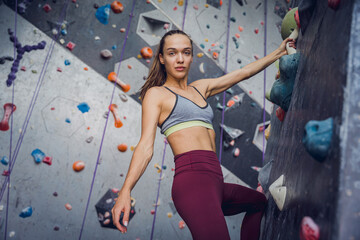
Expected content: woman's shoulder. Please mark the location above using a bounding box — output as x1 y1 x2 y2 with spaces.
142 86 167 103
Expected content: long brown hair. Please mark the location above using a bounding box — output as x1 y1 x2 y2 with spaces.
139 30 193 101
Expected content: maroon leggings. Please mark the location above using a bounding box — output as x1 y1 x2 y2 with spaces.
171 150 266 240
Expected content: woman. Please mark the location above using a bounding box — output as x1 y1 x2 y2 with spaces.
112 30 294 239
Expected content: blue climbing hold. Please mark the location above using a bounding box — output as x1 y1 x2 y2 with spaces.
200 43 205 49
112 45 117 50
64 59 71 66
61 29 67 36
31 149 45 163
302 117 333 161
19 206 33 218
95 4 111 25
266 53 300 111
1 156 9 166
77 102 90 113
65 118 71 123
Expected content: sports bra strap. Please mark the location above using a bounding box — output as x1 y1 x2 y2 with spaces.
191 86 207 101
163 86 177 95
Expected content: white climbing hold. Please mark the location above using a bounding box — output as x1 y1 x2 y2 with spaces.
269 174 287 211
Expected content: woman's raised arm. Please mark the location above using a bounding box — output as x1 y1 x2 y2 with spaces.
111 87 162 233
191 38 295 98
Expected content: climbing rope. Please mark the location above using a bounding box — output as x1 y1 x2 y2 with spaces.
78 1 136 239
150 139 168 240
181 0 188 30
218 0 232 164
263 0 268 163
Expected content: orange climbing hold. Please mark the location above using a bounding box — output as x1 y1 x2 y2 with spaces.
238 26 243 32
109 104 123 128
212 52 219 60
107 72 131 92
179 220 186 229
111 1 124 13
117 143 128 152
73 160 85 172
226 99 235 107
220 0 223 6
235 33 240 38
140 47 153 59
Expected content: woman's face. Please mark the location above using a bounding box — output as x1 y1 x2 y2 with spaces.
159 34 193 80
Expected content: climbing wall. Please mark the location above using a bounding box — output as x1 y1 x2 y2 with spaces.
260 0 360 239
0 0 290 239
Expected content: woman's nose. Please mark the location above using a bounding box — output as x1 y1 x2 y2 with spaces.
177 53 184 62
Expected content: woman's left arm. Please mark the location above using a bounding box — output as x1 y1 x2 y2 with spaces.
192 38 295 98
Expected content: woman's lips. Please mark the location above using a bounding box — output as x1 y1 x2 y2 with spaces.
175 67 185 71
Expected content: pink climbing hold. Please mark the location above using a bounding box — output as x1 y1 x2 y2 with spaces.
233 148 240 157
300 216 320 240
21 66 26 71
235 33 240 38
43 156 52 165
276 107 285 122
0 103 16 131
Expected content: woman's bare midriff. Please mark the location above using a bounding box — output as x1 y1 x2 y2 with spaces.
166 126 216 156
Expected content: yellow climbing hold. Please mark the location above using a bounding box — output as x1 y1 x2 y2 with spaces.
205 4 209 8
178 0 184 6
197 53 204 58
130 146 135 151
167 212 173 218
204 38 209 42
265 124 271 140
158 0 162 2
137 54 142 59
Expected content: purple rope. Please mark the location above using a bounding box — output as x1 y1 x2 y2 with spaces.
78 1 136 239
262 0 268 163
218 0 232 163
181 0 188 30
0 0 71 203
4 0 18 238
150 139 168 240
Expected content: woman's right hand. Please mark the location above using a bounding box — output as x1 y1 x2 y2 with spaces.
111 189 131 233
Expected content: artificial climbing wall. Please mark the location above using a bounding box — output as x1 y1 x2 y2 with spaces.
261 1 360 239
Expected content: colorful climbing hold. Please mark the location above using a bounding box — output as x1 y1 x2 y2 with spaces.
178 0 184 6
269 175 287 211
276 107 285 122
77 102 90 113
265 124 271 140
66 41 76 51
120 28 126 33
235 33 240 38
109 104 123 128
65 118 71 123
179 220 186 229
193 4 198 10
300 216 320 240
73 160 85 172
233 148 240 157
197 53 204 58
230 17 236 22
0 103 16 131
254 28 259 34
110 1 124 13
43 156 52 165
212 52 219 60
19 206 33 218
1 156 9 166
128 65 132 69
238 26 243 32
65 203 72 210
107 72 131 92
31 149 45 164
302 118 333 161
328 0 340 10
57 67 62 72
140 47 153 59
64 59 70 65
167 212 173 218
117 144 128 152
95 4 111 25
101 49 113 59
43 4 52 12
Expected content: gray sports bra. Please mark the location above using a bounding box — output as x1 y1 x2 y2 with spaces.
160 86 214 137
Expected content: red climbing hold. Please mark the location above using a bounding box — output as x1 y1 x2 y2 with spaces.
66 41 76 51
43 156 53 165
328 0 340 10
300 216 320 240
254 28 259 34
0 103 16 131
276 107 285 122
43 4 52 13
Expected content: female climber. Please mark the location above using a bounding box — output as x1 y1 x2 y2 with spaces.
112 29 295 239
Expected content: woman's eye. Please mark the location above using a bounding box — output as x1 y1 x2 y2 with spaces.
185 52 191 55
